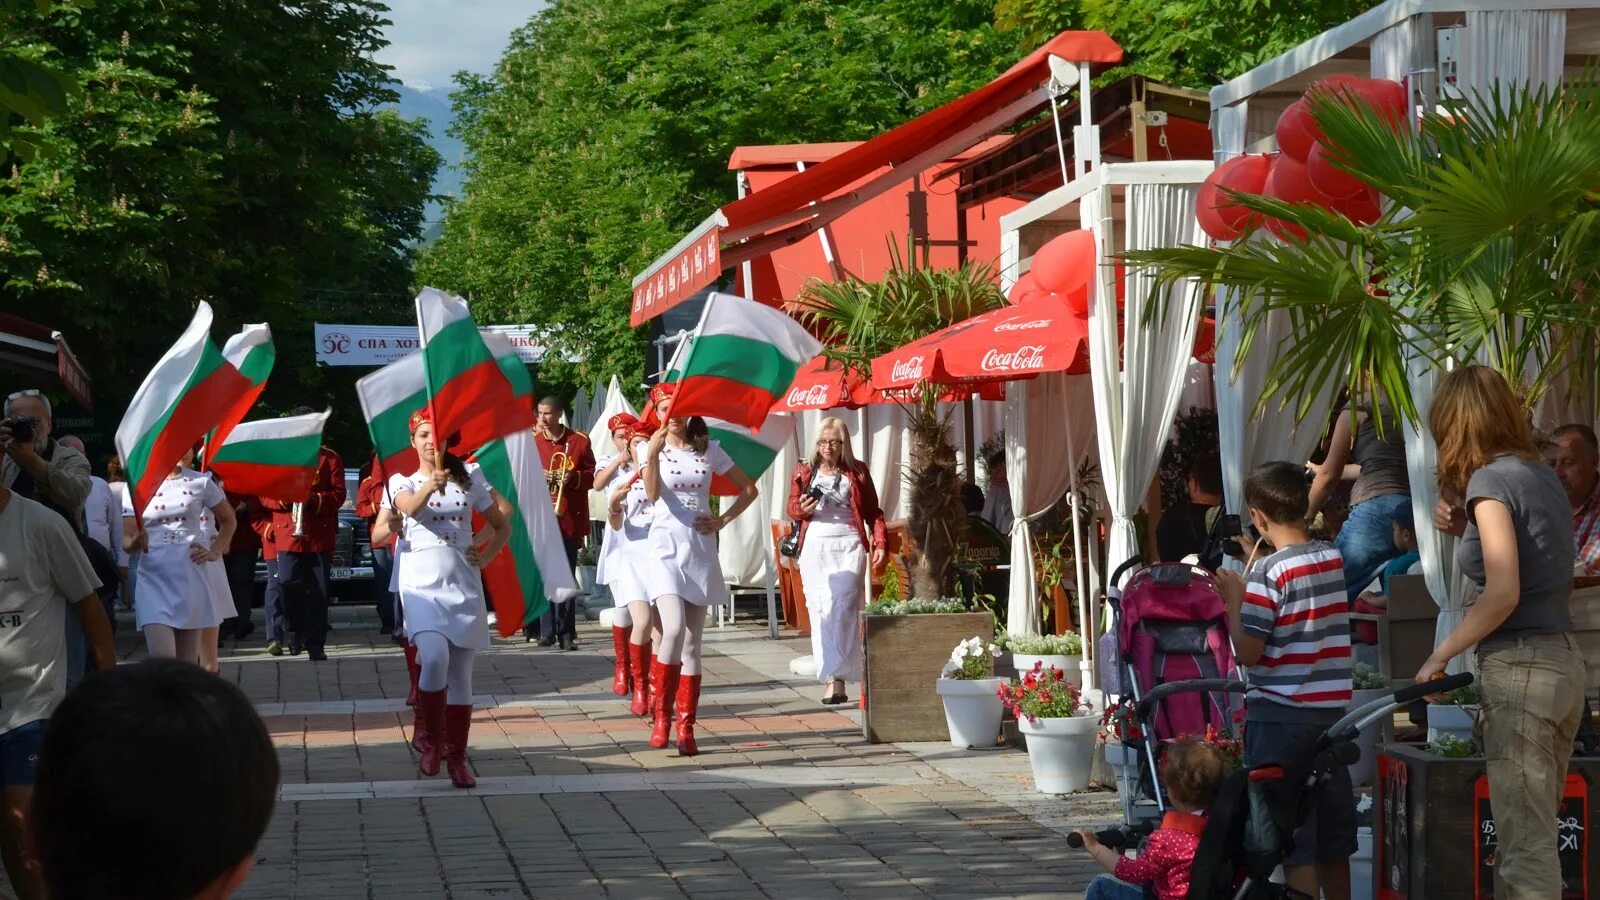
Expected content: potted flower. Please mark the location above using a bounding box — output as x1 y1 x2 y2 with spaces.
862 598 993 744
1349 663 1391 788
1000 661 1098 793
1426 682 1478 746
935 636 1005 749
574 542 599 596
1007 632 1085 689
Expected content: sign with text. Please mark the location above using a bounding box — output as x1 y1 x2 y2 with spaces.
314 324 546 367
1475 773 1587 898
630 219 722 326
1377 755 1410 900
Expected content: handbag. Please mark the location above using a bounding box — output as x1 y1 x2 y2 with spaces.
778 521 803 558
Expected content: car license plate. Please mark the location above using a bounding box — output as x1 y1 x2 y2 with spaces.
331 566 352 580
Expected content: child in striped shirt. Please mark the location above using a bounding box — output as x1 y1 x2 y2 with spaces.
1214 461 1356 900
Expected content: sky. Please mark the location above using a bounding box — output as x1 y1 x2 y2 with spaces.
377 0 538 92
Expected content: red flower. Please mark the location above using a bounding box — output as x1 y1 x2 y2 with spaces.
1052 668 1064 682
1022 673 1038 689
1039 690 1053 704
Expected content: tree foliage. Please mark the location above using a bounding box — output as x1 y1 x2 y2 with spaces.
0 0 85 160
419 0 1017 386
0 0 440 453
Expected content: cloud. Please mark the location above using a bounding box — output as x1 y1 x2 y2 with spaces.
377 0 542 91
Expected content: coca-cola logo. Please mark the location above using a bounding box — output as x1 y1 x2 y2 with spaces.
980 346 1046 372
890 356 926 382
993 316 1052 333
786 384 831 408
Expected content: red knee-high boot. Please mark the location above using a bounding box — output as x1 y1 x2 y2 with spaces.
444 704 477 789
611 626 631 696
405 641 431 753
676 674 702 757
629 641 653 717
404 639 421 707
649 658 680 749
416 689 446 777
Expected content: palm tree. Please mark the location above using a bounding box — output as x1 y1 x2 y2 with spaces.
797 245 1005 601
1125 71 1600 423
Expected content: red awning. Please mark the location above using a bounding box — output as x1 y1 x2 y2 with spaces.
0 313 92 411
871 295 1090 390
776 355 1007 412
630 30 1124 326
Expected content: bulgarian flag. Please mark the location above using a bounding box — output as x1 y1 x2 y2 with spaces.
356 350 427 478
664 291 821 429
659 336 798 496
417 287 534 452
207 410 329 501
209 323 274 448
115 302 255 519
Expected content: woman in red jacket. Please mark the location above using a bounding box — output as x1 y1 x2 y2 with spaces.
787 417 886 705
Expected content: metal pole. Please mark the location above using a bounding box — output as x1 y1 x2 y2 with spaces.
765 554 780 640
1047 92 1072 188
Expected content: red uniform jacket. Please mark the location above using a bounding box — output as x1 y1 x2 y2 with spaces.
261 448 346 555
787 460 887 553
225 491 262 557
534 427 595 541
354 456 395 550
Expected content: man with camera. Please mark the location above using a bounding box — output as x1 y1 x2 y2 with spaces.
0 391 91 530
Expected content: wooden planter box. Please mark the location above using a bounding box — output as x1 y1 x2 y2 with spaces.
861 611 993 743
1376 743 1600 898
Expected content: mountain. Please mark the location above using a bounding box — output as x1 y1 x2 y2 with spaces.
393 84 467 237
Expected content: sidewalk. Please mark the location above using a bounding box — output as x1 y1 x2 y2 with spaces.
93 606 1126 898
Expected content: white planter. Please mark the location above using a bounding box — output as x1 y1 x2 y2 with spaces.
1011 653 1083 689
1427 703 1475 746
935 677 1004 750
1348 688 1391 788
1104 740 1139 796
1018 714 1100 794
575 565 598 596
1351 826 1374 900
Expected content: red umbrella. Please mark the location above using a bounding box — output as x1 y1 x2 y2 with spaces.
871 294 1090 390
774 355 1006 413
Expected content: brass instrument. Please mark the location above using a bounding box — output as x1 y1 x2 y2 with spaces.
291 501 306 538
546 450 576 516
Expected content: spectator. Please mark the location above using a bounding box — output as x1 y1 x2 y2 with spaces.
1155 453 1224 566
32 659 278 900
60 436 126 601
0 390 90 529
106 455 134 610
0 478 115 900
254 490 288 656
1309 396 1411 599
1551 423 1600 576
1420 366 1582 898
1215 461 1356 900
1351 504 1423 661
260 408 345 662
980 449 1012 533
50 436 121 689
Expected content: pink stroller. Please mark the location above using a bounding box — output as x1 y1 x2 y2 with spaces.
1100 557 1247 832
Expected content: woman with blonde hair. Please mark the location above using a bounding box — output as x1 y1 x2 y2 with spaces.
1417 365 1582 899
787 417 886 705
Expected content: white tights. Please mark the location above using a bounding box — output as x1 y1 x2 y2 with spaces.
654 595 707 676
612 601 658 646
143 625 201 667
411 630 475 704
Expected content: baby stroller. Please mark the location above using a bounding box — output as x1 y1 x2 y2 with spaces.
1098 557 1248 835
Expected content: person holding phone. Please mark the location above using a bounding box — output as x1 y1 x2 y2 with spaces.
787 418 886 706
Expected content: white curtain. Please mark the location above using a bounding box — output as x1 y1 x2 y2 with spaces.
585 375 638 440
1089 181 1209 584
1004 373 1093 637
1460 10 1567 102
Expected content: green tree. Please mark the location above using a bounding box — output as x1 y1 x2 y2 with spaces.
798 249 1004 600
0 0 84 159
420 0 1016 386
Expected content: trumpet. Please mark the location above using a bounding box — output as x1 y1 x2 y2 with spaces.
546 450 575 516
291 501 306 538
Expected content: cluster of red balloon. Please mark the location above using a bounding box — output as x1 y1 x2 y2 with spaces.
1196 76 1406 243
1011 229 1125 315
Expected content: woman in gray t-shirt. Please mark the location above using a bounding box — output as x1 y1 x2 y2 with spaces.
1308 399 1411 598
1418 366 1582 898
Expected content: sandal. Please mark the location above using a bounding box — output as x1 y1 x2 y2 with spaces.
821 693 849 706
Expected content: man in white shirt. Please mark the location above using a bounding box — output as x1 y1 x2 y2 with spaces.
0 480 115 899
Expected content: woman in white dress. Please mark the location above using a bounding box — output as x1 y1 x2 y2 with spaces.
638 384 758 755
595 414 658 716
786 418 886 705
121 444 237 674
387 411 511 788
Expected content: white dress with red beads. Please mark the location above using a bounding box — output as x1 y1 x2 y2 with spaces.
123 468 232 630
639 441 736 607
388 467 495 650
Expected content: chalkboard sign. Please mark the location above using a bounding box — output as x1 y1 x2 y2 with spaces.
956 515 1009 601
1474 773 1588 898
1378 755 1410 900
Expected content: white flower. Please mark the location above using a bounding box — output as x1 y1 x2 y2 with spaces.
953 646 969 661
987 643 1002 656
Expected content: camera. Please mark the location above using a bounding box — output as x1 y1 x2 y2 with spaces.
4 416 36 445
805 486 824 501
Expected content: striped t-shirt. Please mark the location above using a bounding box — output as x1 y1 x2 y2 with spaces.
1240 541 1353 709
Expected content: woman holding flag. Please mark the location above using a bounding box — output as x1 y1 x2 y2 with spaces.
597 416 657 715
386 410 511 788
638 384 759 756
121 442 237 673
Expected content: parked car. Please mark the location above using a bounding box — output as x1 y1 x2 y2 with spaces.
253 469 375 604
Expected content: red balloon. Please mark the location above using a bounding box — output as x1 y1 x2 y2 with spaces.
1306 141 1364 199
1031 229 1096 297
1331 188 1382 226
1008 272 1044 306
1263 155 1325 242
1060 283 1090 317
1113 262 1127 307
1274 98 1318 162
1196 178 1240 241
1310 76 1407 131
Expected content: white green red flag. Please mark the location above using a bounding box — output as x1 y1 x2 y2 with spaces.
115 302 254 519
664 292 820 428
707 414 794 497
356 351 427 477
207 410 329 502
416 287 534 452
209 323 274 448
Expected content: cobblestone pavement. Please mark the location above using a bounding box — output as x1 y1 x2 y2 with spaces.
31 603 1125 899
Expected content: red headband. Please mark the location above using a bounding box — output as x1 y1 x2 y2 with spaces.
608 413 640 433
409 408 431 434
649 382 677 407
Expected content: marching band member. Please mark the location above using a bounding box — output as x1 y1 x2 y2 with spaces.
121 443 236 673
387 410 510 788
532 396 595 649
638 384 758 755
596 416 656 715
